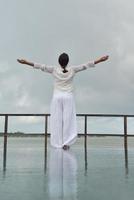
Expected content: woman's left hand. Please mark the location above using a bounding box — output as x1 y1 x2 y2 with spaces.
94 55 109 64
99 55 109 62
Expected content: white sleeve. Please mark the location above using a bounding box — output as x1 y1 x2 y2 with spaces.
33 63 54 73
72 61 95 73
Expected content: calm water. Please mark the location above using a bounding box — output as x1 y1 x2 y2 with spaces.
0 137 134 200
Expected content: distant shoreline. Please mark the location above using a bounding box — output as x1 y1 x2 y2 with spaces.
0 133 134 137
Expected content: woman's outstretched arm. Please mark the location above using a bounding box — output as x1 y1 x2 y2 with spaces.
17 59 54 73
72 55 109 73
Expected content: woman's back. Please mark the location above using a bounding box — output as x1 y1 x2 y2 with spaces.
53 66 75 93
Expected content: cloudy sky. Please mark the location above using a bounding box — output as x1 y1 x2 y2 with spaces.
0 0 134 134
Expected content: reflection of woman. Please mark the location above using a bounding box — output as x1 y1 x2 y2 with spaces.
17 53 109 150
48 148 78 200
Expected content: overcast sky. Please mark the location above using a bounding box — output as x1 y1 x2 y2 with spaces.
0 0 134 134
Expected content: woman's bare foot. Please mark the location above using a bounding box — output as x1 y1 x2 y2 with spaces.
62 145 70 150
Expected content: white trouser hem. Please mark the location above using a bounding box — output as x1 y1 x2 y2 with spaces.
50 135 77 148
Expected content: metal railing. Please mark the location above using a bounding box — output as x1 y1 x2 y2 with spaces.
0 113 133 173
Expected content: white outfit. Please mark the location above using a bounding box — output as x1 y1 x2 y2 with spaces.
33 61 95 148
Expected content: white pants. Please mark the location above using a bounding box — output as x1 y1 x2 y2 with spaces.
50 90 77 148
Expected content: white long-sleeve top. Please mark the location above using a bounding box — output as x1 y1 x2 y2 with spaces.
33 61 95 93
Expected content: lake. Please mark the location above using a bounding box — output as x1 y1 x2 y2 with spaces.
0 137 134 200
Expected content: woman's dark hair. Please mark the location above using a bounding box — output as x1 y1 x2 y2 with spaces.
58 53 69 67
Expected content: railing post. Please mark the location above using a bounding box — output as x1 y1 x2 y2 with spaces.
3 115 8 170
124 116 128 174
124 116 127 134
44 115 48 172
84 115 88 172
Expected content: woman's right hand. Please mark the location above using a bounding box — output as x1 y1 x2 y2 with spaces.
17 59 27 64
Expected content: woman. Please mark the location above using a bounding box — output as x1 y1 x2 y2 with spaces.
17 53 109 150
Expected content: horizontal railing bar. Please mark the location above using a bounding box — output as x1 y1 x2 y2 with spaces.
77 114 130 117
0 114 50 117
0 113 134 117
